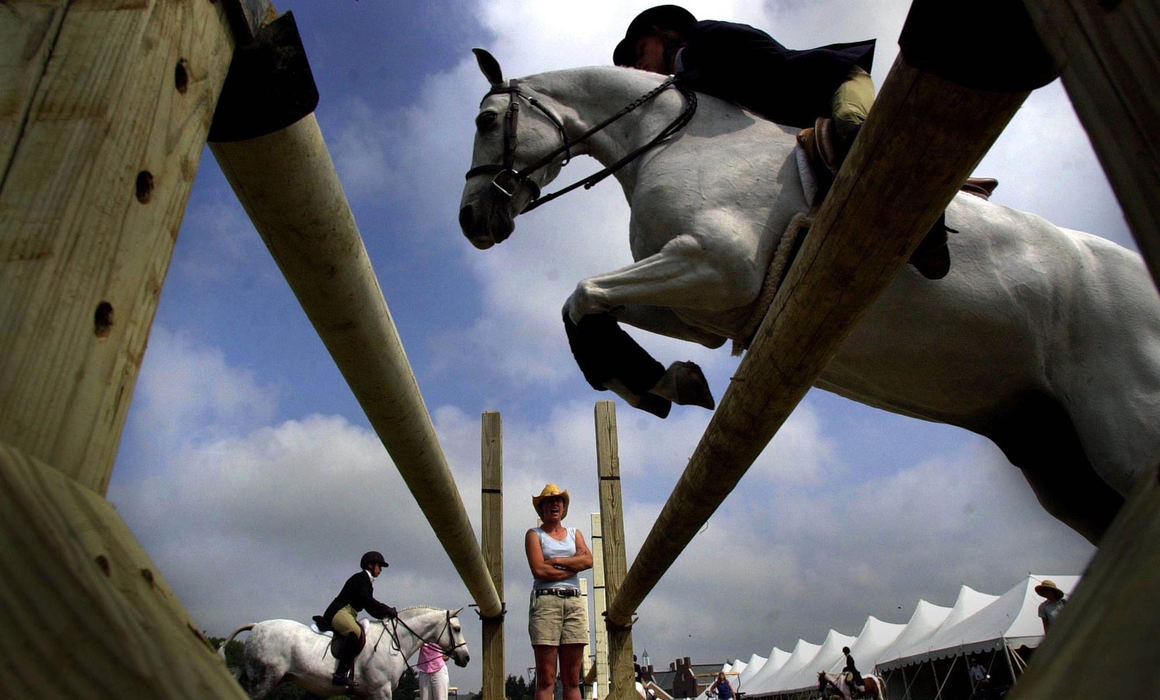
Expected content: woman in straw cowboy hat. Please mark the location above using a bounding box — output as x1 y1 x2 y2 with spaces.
525 484 594 700
1034 579 1067 633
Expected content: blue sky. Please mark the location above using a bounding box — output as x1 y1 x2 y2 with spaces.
105 0 1126 693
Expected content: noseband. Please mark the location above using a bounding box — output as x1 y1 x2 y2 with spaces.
464 75 697 213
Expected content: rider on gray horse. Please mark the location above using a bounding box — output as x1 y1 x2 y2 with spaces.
315 551 398 689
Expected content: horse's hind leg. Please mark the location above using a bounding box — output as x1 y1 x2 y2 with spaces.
243 660 285 700
563 311 715 417
984 392 1123 544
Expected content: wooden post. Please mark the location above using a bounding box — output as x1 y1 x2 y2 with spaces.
594 401 636 699
0 0 257 694
208 113 502 618
580 577 592 699
590 513 611 699
1021 0 1160 287
606 45 1029 626
480 411 506 700
0 0 237 494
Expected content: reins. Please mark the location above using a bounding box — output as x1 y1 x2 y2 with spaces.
378 609 465 676
465 75 698 213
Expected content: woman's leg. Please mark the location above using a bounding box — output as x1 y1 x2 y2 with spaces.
419 671 432 700
533 645 560 700
558 643 586 700
432 665 449 700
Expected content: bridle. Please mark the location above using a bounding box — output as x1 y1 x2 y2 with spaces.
377 608 466 671
464 75 697 213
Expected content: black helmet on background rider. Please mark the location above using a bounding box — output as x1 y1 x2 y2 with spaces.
360 551 389 570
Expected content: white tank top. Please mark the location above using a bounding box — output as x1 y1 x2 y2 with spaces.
533 527 580 590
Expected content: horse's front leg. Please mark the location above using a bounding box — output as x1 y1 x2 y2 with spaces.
565 233 760 323
563 234 759 417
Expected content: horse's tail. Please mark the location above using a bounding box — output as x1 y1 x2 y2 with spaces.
217 623 255 662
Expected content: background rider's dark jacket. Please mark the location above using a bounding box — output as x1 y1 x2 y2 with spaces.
675 20 874 128
323 571 396 624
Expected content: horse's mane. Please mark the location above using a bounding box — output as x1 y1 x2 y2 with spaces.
399 604 446 614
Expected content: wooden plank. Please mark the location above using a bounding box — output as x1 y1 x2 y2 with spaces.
480 411 505 700
606 54 1028 626
1007 466 1160 698
0 442 246 697
595 401 636 699
209 116 503 617
0 0 236 493
1022 0 1160 287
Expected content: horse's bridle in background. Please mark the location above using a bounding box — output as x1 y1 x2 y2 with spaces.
464 75 697 213
378 608 467 666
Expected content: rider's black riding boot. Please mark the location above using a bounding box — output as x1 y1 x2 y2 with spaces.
331 635 356 687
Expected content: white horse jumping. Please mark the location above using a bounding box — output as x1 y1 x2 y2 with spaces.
219 606 469 699
458 50 1160 544
818 670 886 700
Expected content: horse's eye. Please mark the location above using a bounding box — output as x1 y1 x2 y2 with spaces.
476 111 498 131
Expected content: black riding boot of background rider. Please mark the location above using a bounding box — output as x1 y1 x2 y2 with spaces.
332 634 358 688
833 122 950 280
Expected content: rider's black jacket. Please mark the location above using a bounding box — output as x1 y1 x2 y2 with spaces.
676 20 875 128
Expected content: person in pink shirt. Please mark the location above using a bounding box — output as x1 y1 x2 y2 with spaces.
417 640 450 700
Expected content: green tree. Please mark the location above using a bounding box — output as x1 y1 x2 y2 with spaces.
506 673 534 700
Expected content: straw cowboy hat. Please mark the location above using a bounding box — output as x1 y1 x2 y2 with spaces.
1034 579 1065 600
532 483 570 519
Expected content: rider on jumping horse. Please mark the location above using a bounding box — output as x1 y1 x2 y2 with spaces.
315 551 398 689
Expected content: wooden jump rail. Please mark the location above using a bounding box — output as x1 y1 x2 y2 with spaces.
207 14 502 619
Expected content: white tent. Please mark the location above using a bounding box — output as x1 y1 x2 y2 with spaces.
736 574 1080 699
877 585 999 667
874 599 952 668
736 648 781 693
825 615 907 675
877 575 1080 671
746 638 820 694
775 628 858 692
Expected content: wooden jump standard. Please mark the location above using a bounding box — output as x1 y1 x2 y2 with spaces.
2 2 503 695
1022 0 1160 290
480 411 505 699
0 1 258 695
207 14 502 619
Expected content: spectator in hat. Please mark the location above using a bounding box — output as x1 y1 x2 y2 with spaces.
525 484 593 700
1035 579 1067 633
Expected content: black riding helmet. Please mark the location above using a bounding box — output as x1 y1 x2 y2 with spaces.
360 550 389 570
613 5 698 66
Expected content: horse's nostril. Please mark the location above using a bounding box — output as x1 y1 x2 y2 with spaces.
459 204 474 232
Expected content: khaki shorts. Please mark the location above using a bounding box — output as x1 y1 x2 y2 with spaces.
528 591 588 646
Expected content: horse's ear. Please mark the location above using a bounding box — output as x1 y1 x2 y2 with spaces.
472 48 504 86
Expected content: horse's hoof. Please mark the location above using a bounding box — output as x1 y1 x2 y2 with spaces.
653 361 715 410
636 392 672 418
